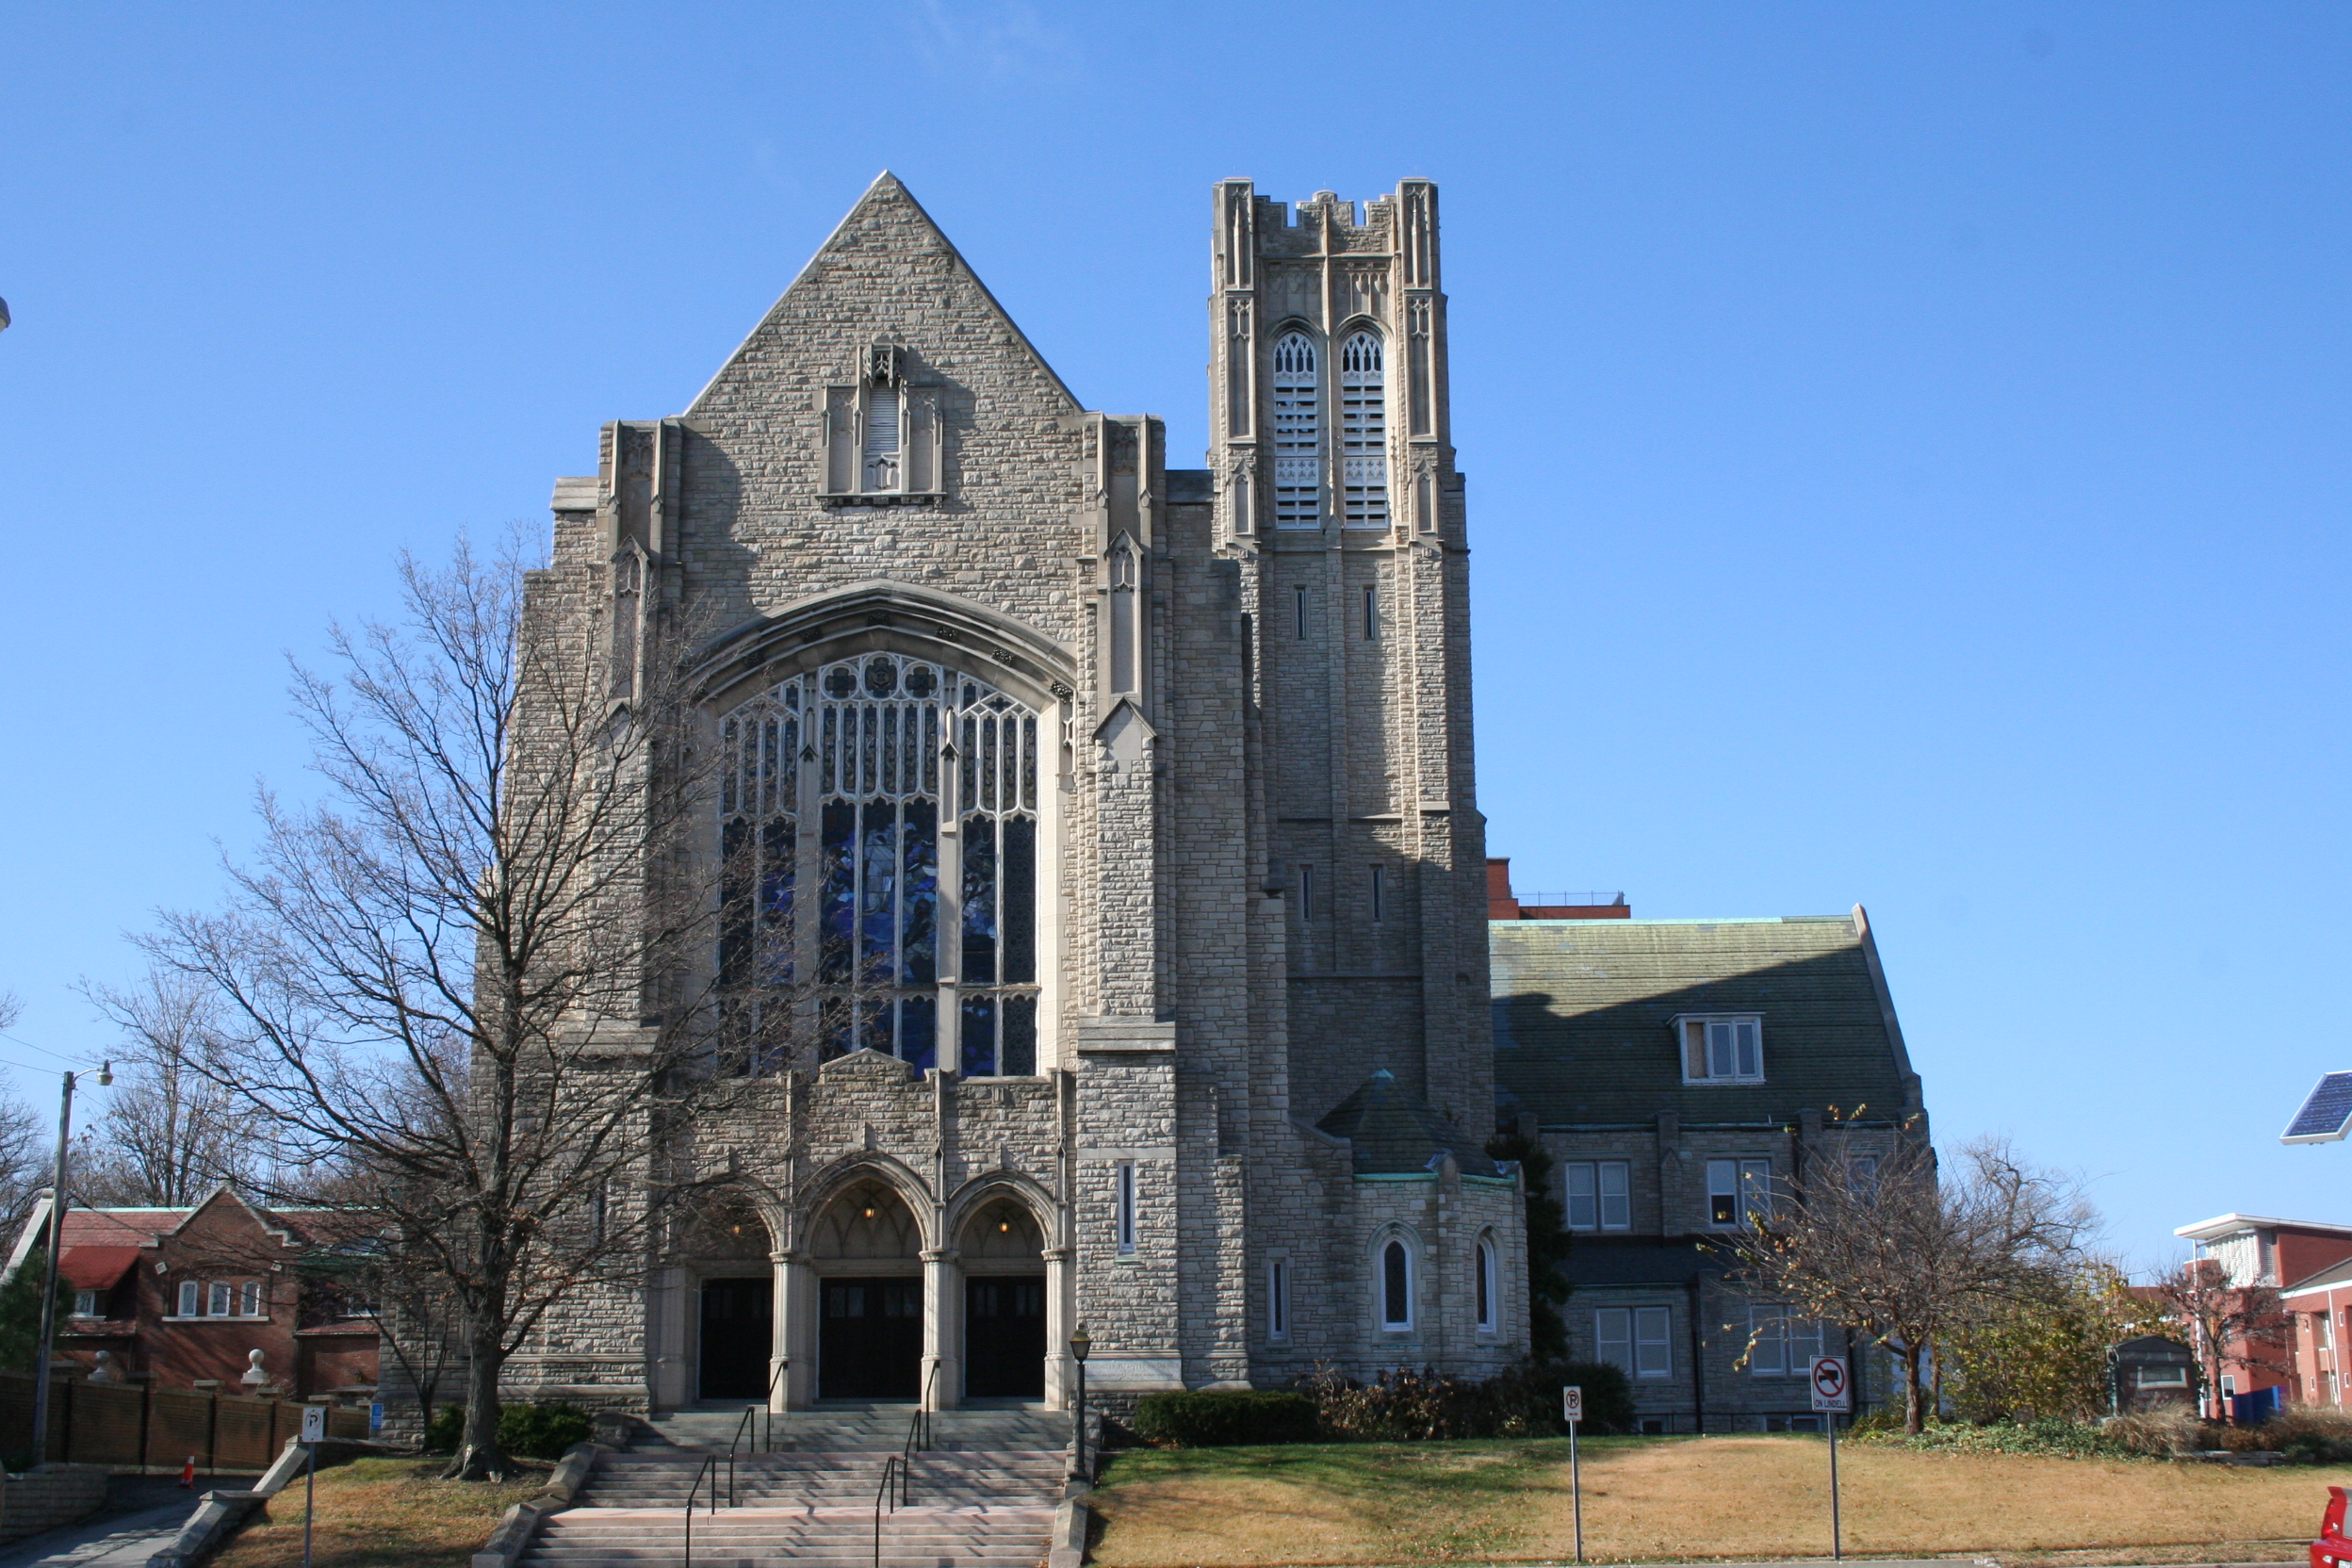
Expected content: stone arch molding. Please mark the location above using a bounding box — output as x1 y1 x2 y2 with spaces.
793 1152 939 1254
693 580 1076 718
942 1168 1062 1251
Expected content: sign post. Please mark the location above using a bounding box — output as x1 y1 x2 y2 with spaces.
1809 1357 1852 1561
1561 1385 1584 1563
300 1403 326 1568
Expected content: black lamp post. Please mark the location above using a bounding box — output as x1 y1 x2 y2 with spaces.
1069 1324 1091 1482
31 1062 110 1464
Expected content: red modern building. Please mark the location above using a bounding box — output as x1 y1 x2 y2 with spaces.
0 1186 378 1400
2174 1213 2352 1414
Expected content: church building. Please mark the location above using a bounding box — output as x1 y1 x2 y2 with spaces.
512 173 1527 1413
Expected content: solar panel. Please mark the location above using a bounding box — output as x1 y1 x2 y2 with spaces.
2282 1072 2352 1144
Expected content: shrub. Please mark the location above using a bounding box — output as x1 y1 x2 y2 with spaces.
2104 1408 2199 1458
1133 1390 1320 1447
1547 1363 1636 1436
421 1401 594 1459
2258 1405 2352 1464
1305 1364 1562 1443
1851 1416 2143 1460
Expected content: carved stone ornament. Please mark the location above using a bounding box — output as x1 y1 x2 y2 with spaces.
868 344 905 387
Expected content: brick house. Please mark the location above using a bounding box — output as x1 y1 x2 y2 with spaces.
2175 1212 2352 1414
1 1186 378 1399
1489 860 1929 1430
2282 1260 2352 1411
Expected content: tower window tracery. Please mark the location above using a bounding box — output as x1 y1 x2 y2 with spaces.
1340 330 1388 528
1271 331 1320 528
717 653 1041 1075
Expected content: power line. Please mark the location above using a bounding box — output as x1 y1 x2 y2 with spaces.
0 1033 104 1071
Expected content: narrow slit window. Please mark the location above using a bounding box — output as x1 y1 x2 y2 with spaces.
1299 864 1315 922
1476 1239 1497 1331
1294 584 1309 640
1363 586 1378 640
1268 1257 1290 1340
864 386 902 492
1115 1161 1137 1253
1369 863 1384 922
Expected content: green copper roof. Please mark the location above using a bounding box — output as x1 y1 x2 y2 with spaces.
1490 914 1921 1129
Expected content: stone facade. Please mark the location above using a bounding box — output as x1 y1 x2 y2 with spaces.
502 174 1525 1413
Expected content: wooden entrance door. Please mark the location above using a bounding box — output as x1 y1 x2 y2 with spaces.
964 1275 1046 1398
818 1277 923 1399
699 1277 773 1401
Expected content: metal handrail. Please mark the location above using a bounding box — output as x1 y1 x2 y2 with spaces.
728 1405 759 1505
872 1452 905 1568
903 1358 939 1478
683 1452 720 1566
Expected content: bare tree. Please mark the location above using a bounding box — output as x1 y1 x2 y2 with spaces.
1723 1135 2094 1432
2151 1257 2290 1419
142 531 750 1479
74 967 253 1205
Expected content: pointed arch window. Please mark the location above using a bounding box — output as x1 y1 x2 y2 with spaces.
718 654 1040 1076
1339 330 1388 529
1380 1237 1413 1330
1271 331 1320 528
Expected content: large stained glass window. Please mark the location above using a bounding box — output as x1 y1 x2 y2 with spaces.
718 653 1041 1076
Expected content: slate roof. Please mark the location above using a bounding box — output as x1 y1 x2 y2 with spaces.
1316 1069 1511 1177
1490 912 1922 1129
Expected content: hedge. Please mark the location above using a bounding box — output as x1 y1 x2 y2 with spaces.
1134 1390 1321 1446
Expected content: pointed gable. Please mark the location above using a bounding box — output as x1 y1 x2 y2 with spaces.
689 172 1077 419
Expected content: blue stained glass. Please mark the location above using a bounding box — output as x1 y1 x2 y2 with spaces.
721 719 739 814
922 707 938 794
1002 994 1037 1077
961 814 997 984
823 708 839 795
960 994 998 1077
1002 815 1035 985
859 800 898 983
819 801 856 981
901 800 937 984
882 705 899 796
719 817 752 988
898 996 937 1071
859 997 890 1054
818 996 851 1062
759 817 795 986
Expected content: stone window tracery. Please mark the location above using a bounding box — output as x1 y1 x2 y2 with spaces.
1339 330 1388 528
1271 331 1320 528
717 653 1041 1075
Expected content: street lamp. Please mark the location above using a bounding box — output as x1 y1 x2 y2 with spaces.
31 1062 110 1463
1069 1324 1091 1482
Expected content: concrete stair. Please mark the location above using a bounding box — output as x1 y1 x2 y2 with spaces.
644 1402 1070 1455
512 1419 1070 1565
522 1505 1058 1566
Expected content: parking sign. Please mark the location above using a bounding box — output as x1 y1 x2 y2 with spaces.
1808 1356 1851 1414
1562 1385 1583 1423
301 1405 327 1444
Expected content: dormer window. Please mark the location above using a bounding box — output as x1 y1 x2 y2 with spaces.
823 346 943 503
1676 1013 1764 1084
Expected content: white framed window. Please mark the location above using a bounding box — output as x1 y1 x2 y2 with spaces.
1338 331 1387 528
1115 1161 1137 1254
1596 1305 1674 1379
2221 1374 2238 1398
240 1281 264 1317
1746 1305 1823 1375
208 1282 232 1317
1564 1161 1632 1233
2138 1364 2189 1387
1707 1158 1774 1229
1267 1255 1291 1341
73 1289 98 1318
1271 331 1320 527
1475 1237 1498 1332
1676 1014 1763 1083
177 1281 200 1317
1380 1237 1413 1330
1369 864 1385 923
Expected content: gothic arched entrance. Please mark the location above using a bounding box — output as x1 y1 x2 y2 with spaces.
959 1196 1046 1400
810 1179 923 1400
682 1195 776 1403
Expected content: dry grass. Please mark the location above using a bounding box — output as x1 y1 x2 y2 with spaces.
211 1456 544 1568
1086 1435 2345 1565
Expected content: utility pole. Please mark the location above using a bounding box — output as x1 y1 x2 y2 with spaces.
30 1063 111 1463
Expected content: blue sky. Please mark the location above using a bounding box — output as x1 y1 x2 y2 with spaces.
1 3 2345 1265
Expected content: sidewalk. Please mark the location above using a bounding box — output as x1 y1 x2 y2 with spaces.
0 1497 199 1568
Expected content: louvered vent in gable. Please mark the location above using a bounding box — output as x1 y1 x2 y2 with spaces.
822 344 944 504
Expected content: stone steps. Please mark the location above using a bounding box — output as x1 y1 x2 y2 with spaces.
520 1504 1056 1567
